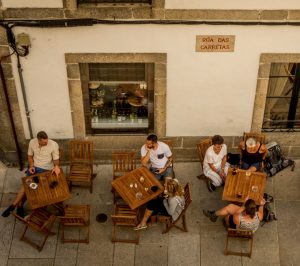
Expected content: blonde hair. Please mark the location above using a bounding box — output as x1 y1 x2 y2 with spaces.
165 178 184 197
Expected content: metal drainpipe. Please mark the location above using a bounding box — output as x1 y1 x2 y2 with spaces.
16 54 33 139
0 55 24 170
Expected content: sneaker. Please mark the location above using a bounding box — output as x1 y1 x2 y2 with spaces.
16 206 25 218
1 205 15 217
203 209 218 222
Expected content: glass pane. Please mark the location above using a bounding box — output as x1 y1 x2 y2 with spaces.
78 0 151 4
267 77 294 97
269 63 295 77
263 98 291 129
89 82 149 129
89 63 145 82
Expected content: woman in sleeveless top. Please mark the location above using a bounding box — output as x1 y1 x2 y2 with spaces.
203 198 265 233
239 137 267 172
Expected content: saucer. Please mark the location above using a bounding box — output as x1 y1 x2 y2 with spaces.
29 183 38 190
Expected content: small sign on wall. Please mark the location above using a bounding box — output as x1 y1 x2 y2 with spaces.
196 35 235 52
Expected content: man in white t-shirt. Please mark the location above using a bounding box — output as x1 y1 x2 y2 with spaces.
203 135 229 192
2 131 60 218
141 134 173 181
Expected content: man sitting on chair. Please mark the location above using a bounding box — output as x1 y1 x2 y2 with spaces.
141 134 173 181
2 131 60 218
203 135 229 192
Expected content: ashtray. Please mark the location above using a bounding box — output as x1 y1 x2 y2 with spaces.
29 183 38 190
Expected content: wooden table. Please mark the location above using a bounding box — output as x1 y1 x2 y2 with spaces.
22 169 71 210
112 166 164 210
222 168 266 205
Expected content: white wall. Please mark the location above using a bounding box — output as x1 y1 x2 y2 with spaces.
2 0 63 8
166 0 300 9
11 24 300 138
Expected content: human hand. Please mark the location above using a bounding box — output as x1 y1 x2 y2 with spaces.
155 168 165 174
52 166 60 176
244 195 249 202
28 167 35 174
260 198 266 206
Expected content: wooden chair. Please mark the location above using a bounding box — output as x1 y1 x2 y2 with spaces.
243 132 266 144
224 228 253 258
112 151 136 203
111 204 140 244
12 208 56 251
67 140 95 193
196 138 212 180
60 204 90 243
157 183 192 234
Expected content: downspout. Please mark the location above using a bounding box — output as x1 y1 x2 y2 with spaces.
16 53 33 139
0 54 24 170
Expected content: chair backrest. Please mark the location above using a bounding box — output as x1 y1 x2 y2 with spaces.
60 217 88 226
69 140 93 164
112 151 136 179
111 214 138 226
243 132 266 144
196 139 212 169
227 228 253 238
13 208 56 232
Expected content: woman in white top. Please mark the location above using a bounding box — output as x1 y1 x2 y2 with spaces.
203 135 230 191
134 178 185 230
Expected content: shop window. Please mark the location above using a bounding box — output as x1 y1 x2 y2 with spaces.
77 0 151 5
262 63 300 131
80 63 154 134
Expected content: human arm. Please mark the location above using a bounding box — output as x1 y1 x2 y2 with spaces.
257 198 266 221
27 155 35 174
141 145 150 167
259 144 268 160
51 143 60 176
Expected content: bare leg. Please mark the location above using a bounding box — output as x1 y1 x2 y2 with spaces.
215 204 243 217
138 208 153 226
12 186 26 207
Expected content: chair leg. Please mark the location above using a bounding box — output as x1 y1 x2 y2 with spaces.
182 214 187 232
69 181 72 192
90 180 93 194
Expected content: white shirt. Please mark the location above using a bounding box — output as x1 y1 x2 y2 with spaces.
203 144 227 171
28 138 59 170
141 141 172 168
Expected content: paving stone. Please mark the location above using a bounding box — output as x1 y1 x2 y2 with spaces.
0 208 15 257
168 233 200 266
135 243 167 266
113 243 135 266
276 200 300 266
200 225 241 266
9 221 59 258
7 258 54 266
3 168 24 193
0 193 17 208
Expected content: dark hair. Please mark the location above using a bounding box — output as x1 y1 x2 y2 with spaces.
37 131 48 140
147 134 158 143
212 135 224 145
244 199 257 218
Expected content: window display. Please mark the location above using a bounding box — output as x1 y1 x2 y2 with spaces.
89 82 149 130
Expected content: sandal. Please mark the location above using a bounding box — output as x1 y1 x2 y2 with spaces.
133 224 147 231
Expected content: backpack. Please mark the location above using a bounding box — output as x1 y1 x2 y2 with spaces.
227 153 240 167
263 141 295 177
261 193 277 226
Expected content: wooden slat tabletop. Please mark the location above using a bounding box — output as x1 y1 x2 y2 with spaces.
112 166 164 210
22 169 71 210
222 168 266 205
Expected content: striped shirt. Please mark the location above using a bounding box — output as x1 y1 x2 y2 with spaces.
238 212 260 233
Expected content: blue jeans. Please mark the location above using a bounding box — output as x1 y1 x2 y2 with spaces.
25 167 48 176
241 162 262 171
150 166 174 181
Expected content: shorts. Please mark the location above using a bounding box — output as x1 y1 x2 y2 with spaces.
241 162 262 171
228 215 237 229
